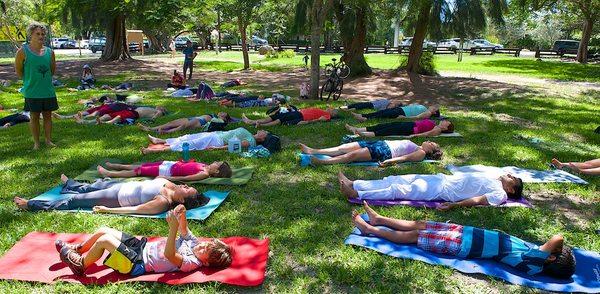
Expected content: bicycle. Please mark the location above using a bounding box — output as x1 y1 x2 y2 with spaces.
320 57 350 101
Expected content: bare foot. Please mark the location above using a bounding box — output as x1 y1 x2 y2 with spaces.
351 112 367 122
568 163 580 173
363 201 381 225
551 158 564 169
345 123 357 133
352 210 372 235
137 123 150 131
241 114 253 124
339 105 349 111
309 156 322 166
147 134 161 144
299 143 313 154
60 174 69 184
45 140 56 147
52 113 61 119
95 117 101 125
32 143 40 150
13 197 29 210
140 147 149 155
74 115 84 124
97 165 108 176
338 172 358 198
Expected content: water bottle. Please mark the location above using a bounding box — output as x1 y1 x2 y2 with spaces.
182 142 190 162
228 137 241 153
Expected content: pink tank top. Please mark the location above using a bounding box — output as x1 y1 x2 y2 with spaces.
170 160 207 176
413 119 436 134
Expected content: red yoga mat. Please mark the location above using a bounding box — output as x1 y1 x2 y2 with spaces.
0 232 268 286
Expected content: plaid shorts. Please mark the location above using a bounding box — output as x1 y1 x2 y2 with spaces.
417 221 463 256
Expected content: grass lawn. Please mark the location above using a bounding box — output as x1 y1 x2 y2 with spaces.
0 60 599 292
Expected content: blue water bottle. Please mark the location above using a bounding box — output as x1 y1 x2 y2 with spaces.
182 142 190 162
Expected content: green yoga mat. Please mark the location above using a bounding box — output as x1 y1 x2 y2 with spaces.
74 160 254 185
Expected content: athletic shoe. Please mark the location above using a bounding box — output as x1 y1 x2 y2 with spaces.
55 240 82 253
60 247 85 276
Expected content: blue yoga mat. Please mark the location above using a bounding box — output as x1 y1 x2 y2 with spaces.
345 214 600 293
30 186 230 220
299 153 438 167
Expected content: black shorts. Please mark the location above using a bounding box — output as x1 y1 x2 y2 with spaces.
277 111 303 125
24 97 58 112
119 232 147 262
366 121 415 136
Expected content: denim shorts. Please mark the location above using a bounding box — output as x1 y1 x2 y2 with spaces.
358 140 392 162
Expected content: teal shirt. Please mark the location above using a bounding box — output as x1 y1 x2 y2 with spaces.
217 128 256 146
21 45 56 99
401 104 427 117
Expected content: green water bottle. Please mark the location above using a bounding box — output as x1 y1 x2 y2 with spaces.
182 142 190 162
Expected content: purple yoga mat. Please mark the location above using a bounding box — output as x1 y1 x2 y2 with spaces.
348 197 532 208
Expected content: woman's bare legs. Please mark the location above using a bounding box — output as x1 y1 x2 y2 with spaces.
350 112 368 122
147 134 166 144
42 111 55 147
345 124 367 134
553 158 600 174
352 210 419 244
140 118 187 132
29 112 41 150
104 162 141 170
300 142 361 155
311 148 372 165
97 166 137 178
141 144 171 155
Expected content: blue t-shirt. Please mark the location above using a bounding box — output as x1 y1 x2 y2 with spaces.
401 104 427 117
458 227 550 275
183 47 194 62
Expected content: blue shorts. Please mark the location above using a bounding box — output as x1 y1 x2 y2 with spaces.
358 141 392 162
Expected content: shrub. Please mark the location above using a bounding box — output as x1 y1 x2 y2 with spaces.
266 49 296 59
398 51 437 75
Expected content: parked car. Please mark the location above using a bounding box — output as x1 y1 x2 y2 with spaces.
79 39 89 49
552 40 579 54
251 35 268 46
52 37 76 49
400 37 435 48
89 37 106 53
174 36 199 50
437 38 475 50
471 39 503 49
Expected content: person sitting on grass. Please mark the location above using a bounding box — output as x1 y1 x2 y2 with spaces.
13 174 208 215
551 158 600 176
138 112 230 134
75 105 167 125
78 64 96 90
242 107 338 127
351 201 575 279
98 160 232 182
300 140 443 166
0 111 30 128
340 99 401 112
350 103 440 122
141 127 271 155
56 204 232 276
338 171 523 210
345 119 454 138
167 70 187 89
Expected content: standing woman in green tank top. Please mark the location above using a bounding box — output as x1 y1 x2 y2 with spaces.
14 22 58 150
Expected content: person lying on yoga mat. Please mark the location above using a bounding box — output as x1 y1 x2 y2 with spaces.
338 171 523 210
76 105 167 125
167 70 187 89
13 174 207 215
53 100 132 120
141 127 270 154
300 140 442 166
351 201 575 279
0 111 30 128
98 160 232 182
552 158 600 175
350 103 440 122
219 94 287 108
138 112 231 134
340 99 401 111
242 107 338 127
346 119 454 138
56 204 232 276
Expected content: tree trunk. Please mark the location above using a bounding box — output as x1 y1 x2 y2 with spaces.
216 10 221 54
339 6 371 77
405 0 432 73
309 2 324 99
100 14 131 61
577 17 593 64
238 18 250 70
144 31 164 53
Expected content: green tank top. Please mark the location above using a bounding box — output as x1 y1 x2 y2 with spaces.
21 45 56 99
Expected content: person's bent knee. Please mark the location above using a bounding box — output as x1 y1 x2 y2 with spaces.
96 226 112 235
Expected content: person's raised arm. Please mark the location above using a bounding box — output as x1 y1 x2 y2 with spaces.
161 171 210 182
437 195 489 211
173 204 190 237
411 126 442 138
539 235 564 254
380 149 426 166
164 211 184 267
15 49 24 78
93 197 170 215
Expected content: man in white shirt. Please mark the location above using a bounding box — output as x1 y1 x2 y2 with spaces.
338 172 523 210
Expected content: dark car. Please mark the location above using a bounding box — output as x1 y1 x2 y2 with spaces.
89 37 106 53
553 40 579 54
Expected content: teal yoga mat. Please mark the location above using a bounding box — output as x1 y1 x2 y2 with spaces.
298 153 439 167
30 186 229 220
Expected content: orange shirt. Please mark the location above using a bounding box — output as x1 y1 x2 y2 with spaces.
300 108 331 121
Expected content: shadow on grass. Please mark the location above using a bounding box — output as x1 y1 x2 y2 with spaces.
481 59 600 82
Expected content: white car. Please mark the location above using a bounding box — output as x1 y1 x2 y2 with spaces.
52 37 76 49
437 38 474 49
79 39 89 49
401 37 436 48
471 39 503 49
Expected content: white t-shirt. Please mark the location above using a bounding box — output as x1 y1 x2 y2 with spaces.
384 140 418 158
142 229 203 273
440 173 507 205
117 178 169 207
